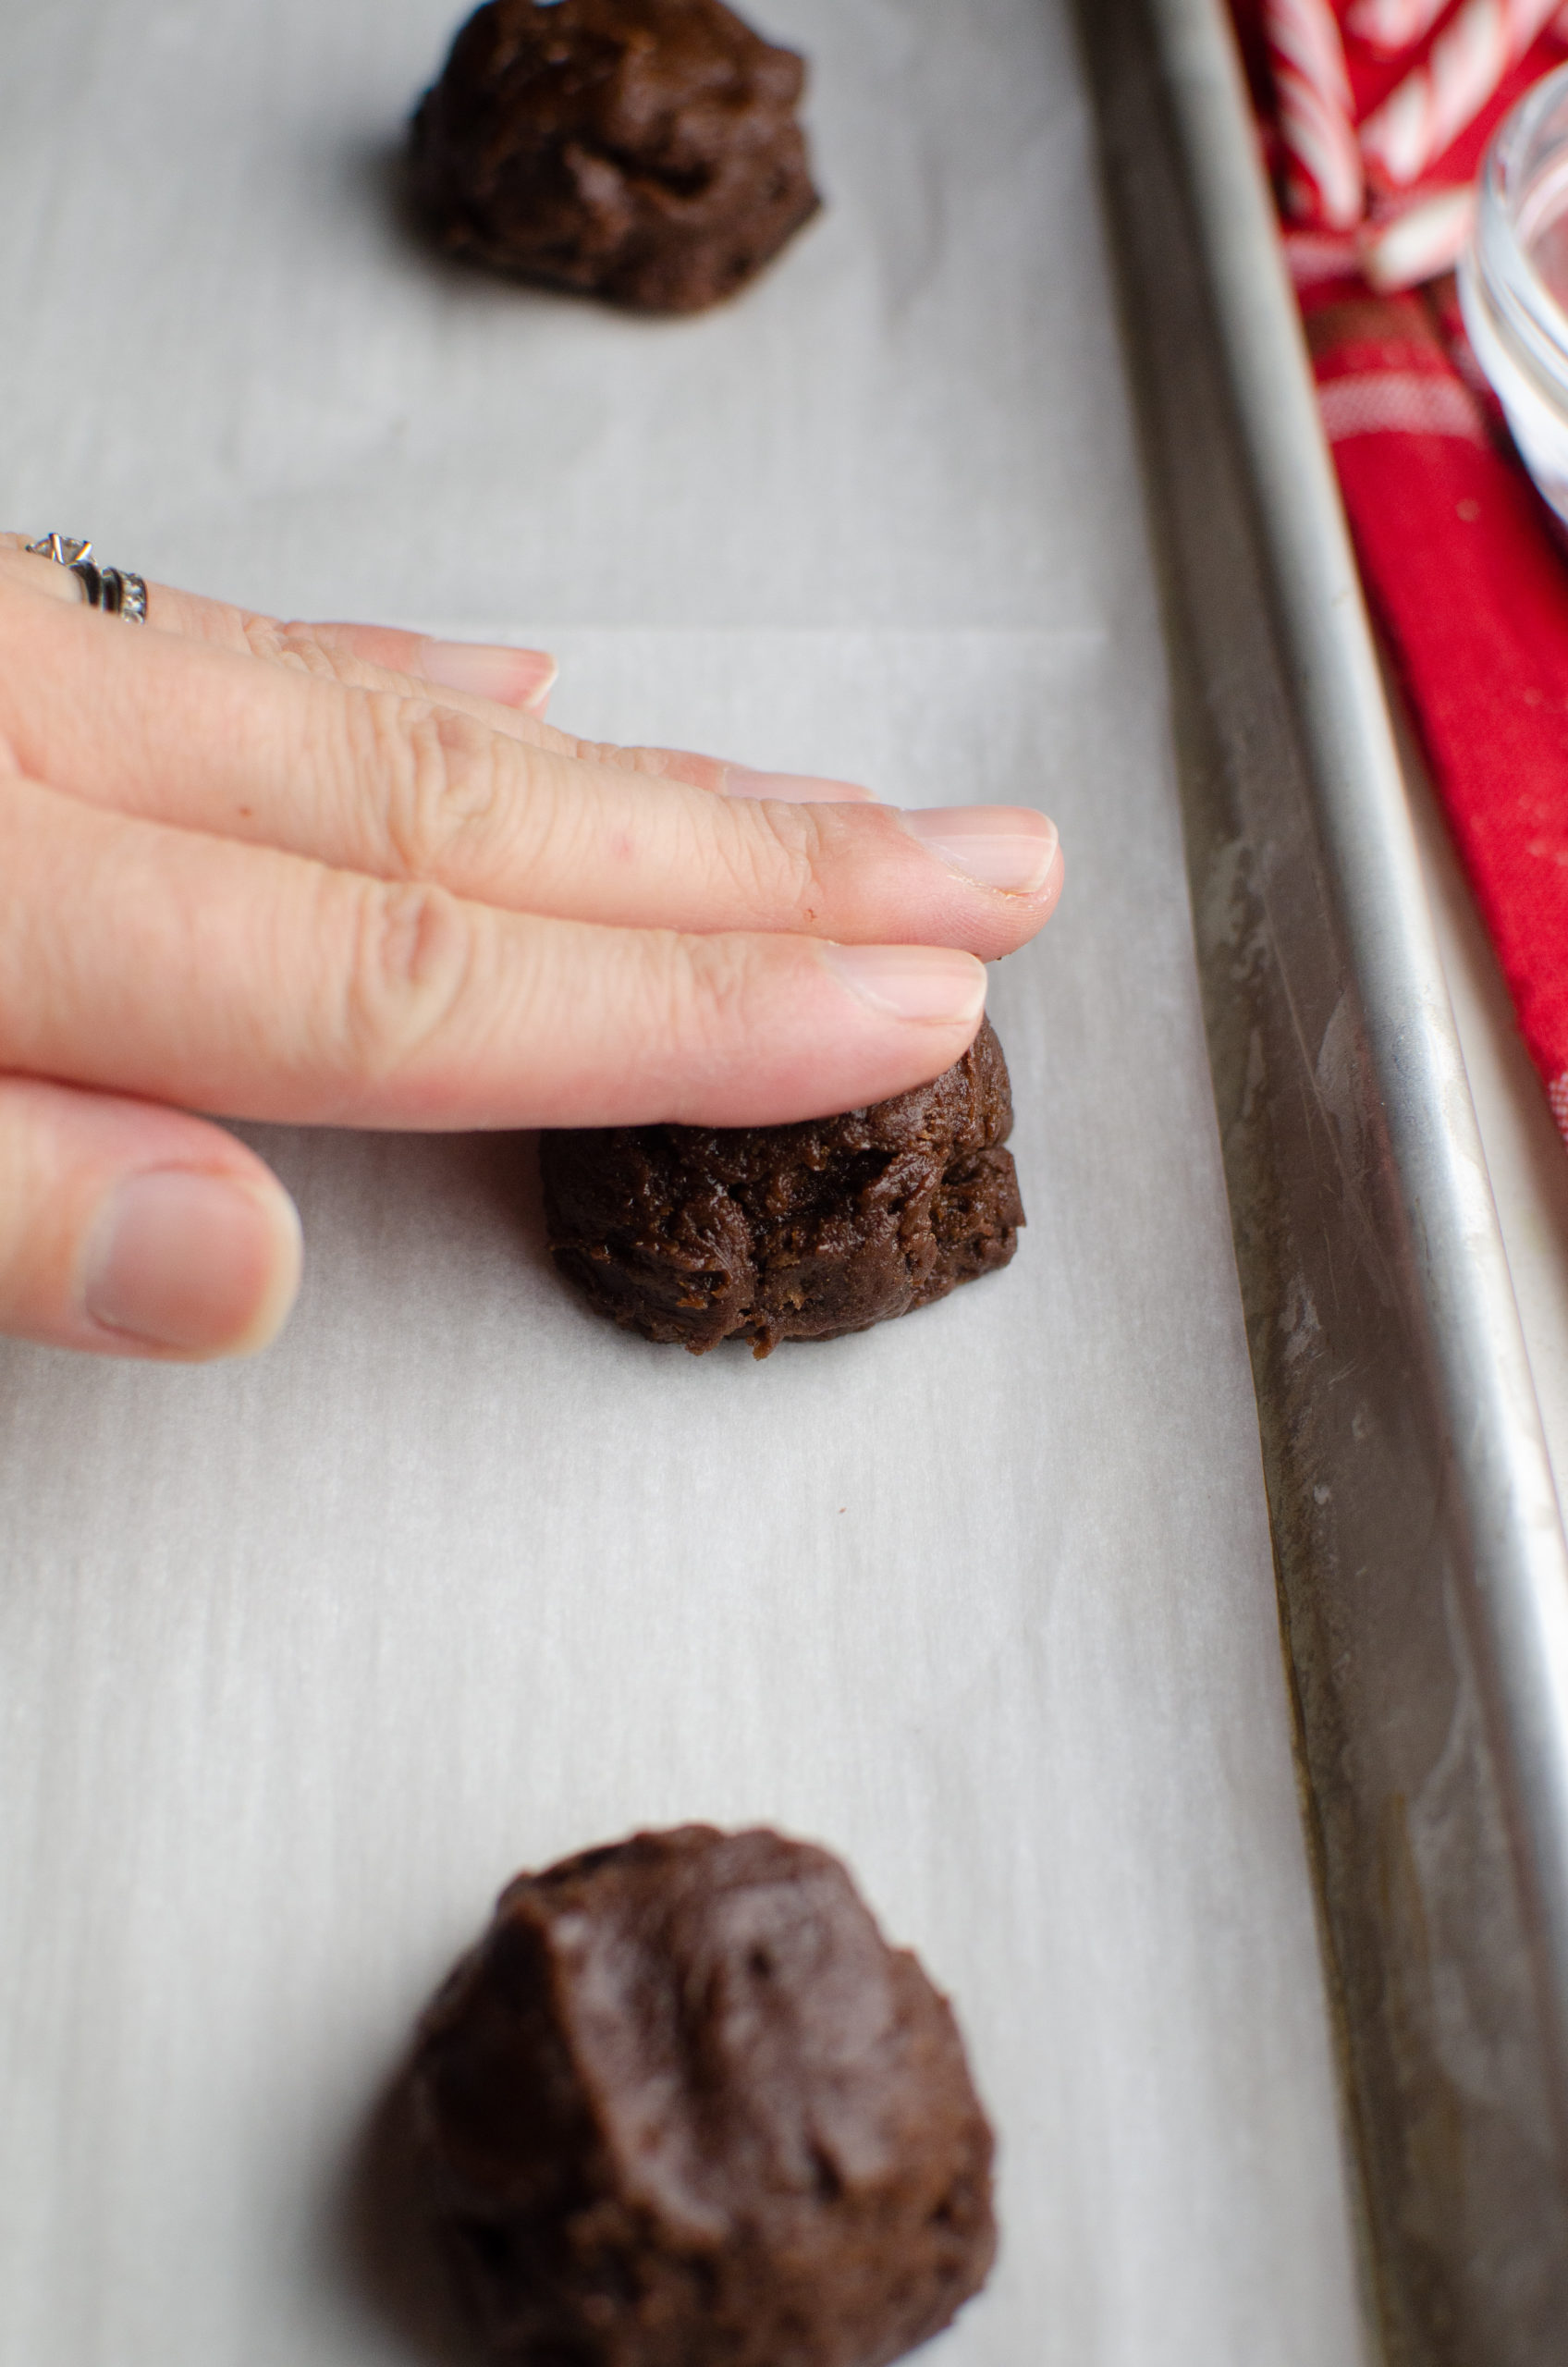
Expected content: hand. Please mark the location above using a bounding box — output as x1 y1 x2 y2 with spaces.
0 537 1062 1362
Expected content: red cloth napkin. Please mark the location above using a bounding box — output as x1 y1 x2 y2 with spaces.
1232 0 1568 1143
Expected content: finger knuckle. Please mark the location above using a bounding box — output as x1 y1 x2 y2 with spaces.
338 875 476 1080
246 618 361 689
724 801 823 921
239 612 291 665
357 694 520 883
575 740 680 780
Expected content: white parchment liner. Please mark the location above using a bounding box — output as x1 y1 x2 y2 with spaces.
0 2 1368 2360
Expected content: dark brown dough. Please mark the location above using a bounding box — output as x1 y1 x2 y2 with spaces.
409 0 822 314
410 1826 997 2367
540 1016 1024 1355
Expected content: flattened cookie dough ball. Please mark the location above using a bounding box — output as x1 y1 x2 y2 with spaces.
409 0 823 313
410 1826 998 2367
540 1016 1024 1355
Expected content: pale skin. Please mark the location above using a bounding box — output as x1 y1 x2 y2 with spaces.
0 534 1063 1364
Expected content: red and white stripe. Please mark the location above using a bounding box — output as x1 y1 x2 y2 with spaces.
1362 185 1477 286
1361 0 1564 189
1316 368 1490 440
1347 0 1454 55
1265 0 1366 223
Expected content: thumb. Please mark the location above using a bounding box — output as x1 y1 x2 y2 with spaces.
0 1075 301 1359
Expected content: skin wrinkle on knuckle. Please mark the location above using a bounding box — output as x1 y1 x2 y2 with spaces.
582 741 678 781
373 696 474 880
381 697 561 888
570 740 731 792
337 874 479 1085
776 803 835 927
239 614 289 666
281 632 354 684
711 799 825 926
249 618 369 688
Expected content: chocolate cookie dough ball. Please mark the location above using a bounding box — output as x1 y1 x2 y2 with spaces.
409 0 822 314
540 1016 1024 1355
410 1826 997 2367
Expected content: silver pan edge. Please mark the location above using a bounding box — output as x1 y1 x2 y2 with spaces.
1081 1 1568 2356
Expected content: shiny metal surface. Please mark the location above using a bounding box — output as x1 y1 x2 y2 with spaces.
1082 0 1568 2357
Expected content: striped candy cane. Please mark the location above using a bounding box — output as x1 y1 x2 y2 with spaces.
1265 0 1365 224
1361 0 1564 188
1346 0 1452 55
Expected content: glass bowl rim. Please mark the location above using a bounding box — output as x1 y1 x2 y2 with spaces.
1471 59 1568 410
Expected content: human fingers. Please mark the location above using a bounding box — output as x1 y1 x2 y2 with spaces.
138 607 876 801
0 536 874 797
504 734 881 803
0 776 989 1129
0 533 558 719
158 601 561 721
0 1073 300 1359
203 631 876 803
1 602 1060 959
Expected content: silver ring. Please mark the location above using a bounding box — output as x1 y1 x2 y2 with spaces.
24 533 147 623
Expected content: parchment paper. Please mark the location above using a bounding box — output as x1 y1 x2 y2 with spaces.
0 3 1369 2361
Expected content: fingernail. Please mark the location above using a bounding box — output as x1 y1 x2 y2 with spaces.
820 943 987 1025
84 1171 302 1357
418 639 558 714
898 806 1059 893
722 766 880 803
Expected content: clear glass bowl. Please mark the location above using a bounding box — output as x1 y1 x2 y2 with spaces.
1461 62 1568 527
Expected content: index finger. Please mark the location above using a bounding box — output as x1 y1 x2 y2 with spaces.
2 775 989 1131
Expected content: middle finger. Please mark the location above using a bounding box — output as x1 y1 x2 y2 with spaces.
1 597 1061 957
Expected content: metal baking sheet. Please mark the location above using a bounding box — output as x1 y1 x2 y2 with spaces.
0 1 1409 2361
1084 1 1568 2356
